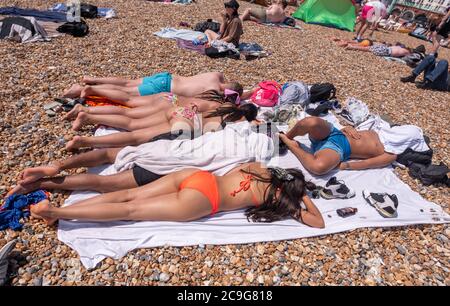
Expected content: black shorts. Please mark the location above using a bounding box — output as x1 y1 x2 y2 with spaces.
132 166 163 186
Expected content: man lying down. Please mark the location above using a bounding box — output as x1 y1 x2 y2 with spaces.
7 120 325 229
279 116 430 176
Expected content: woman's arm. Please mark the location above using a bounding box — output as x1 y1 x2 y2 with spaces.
298 195 325 228
339 152 397 170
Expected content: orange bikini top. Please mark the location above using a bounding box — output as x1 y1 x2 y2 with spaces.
230 173 260 206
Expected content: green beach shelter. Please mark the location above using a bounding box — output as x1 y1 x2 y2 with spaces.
293 0 357 32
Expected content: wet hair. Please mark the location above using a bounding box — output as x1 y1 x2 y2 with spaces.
195 90 238 104
225 82 244 96
244 168 317 223
205 103 258 123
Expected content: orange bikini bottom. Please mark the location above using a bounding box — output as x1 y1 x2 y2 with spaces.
179 171 220 215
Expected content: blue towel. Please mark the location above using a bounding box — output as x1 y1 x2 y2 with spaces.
0 190 48 231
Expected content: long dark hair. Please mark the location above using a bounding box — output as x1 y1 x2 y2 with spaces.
244 168 316 223
195 90 238 104
205 103 258 123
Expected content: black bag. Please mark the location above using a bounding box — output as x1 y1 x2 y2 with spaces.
396 148 433 166
205 47 239 59
308 83 337 103
194 19 221 33
408 162 449 186
57 20 89 37
80 3 98 18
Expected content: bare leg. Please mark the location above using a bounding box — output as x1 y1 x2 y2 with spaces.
32 188 210 225
16 148 121 187
205 29 220 43
283 117 341 175
345 45 370 52
82 76 143 87
431 32 441 54
240 8 251 22
72 111 168 131
80 85 136 104
62 84 84 98
66 122 172 150
11 170 137 196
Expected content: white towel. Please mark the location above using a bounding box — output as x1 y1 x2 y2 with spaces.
58 115 449 269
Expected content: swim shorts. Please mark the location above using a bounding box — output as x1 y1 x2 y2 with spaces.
138 72 172 96
310 125 352 162
369 44 391 57
132 166 163 186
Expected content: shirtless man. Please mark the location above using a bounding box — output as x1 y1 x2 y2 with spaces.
63 71 243 101
241 0 288 24
279 117 397 176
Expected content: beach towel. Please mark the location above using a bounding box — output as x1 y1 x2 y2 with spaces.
154 27 207 43
49 3 117 19
57 113 449 269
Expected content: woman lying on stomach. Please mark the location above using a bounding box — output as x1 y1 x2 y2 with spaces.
31 162 325 229
65 99 258 151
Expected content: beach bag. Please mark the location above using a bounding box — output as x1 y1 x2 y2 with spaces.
279 81 310 106
56 20 89 37
250 80 282 107
308 83 336 103
194 19 221 33
205 46 238 59
408 162 449 186
396 148 433 166
80 3 98 18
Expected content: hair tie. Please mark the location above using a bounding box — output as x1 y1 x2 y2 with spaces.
270 167 294 181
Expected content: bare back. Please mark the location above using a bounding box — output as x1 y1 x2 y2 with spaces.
266 5 286 23
216 163 270 212
344 130 385 159
390 46 411 57
172 72 224 97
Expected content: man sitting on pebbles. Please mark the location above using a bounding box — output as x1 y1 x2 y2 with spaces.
62 71 245 105
240 0 288 24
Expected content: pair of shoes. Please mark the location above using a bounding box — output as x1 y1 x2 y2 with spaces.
337 109 355 126
362 190 398 218
416 80 434 89
400 74 417 83
0 239 17 286
320 177 355 199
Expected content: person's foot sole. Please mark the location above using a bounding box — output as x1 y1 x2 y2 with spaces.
62 84 83 98
19 165 60 185
30 200 57 226
63 104 85 120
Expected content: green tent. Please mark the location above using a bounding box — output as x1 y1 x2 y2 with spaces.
293 0 356 32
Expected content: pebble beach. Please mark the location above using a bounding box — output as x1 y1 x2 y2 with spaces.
0 0 449 286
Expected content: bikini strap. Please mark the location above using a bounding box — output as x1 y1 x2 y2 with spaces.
230 172 260 206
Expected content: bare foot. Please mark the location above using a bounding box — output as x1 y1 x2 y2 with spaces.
30 200 57 226
63 84 84 98
80 85 94 99
6 181 40 197
65 135 85 151
82 76 97 85
72 112 89 131
19 165 60 185
63 104 87 120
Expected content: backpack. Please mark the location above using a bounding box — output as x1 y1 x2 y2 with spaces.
80 3 98 18
250 80 282 107
193 19 221 33
308 83 336 104
408 162 449 186
279 81 310 106
57 20 89 37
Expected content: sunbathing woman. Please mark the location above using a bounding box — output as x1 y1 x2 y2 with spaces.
64 90 240 131
331 37 373 48
30 162 325 228
65 102 258 151
345 41 411 58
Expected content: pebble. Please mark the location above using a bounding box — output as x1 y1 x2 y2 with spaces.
159 273 170 283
